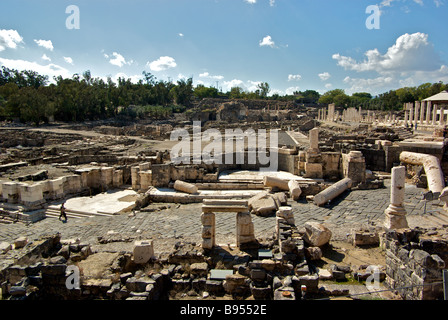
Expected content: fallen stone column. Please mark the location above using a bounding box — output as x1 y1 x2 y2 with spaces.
288 180 302 201
313 178 352 206
399 151 445 194
174 180 198 194
263 176 289 191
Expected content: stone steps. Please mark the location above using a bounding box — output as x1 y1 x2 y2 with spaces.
45 205 117 219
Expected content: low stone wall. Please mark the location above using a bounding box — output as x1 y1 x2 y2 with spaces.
382 228 447 300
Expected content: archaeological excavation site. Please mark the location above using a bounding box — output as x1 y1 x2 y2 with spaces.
1 97 448 302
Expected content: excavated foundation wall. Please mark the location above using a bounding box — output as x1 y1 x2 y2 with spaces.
382 229 447 300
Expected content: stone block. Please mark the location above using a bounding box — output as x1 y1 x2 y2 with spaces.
304 163 323 179
133 240 154 264
0 241 11 254
202 226 214 239
14 236 28 249
201 212 215 226
303 222 332 247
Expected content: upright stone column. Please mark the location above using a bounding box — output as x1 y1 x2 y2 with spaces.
426 101 432 125
305 128 323 179
440 106 445 126
433 104 438 125
384 166 409 229
420 101 425 125
201 212 216 250
236 211 255 247
414 101 419 126
404 110 409 127
409 104 414 125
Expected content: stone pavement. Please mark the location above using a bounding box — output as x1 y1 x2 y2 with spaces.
1 180 447 253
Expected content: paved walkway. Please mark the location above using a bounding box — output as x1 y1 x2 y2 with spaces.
1 180 447 254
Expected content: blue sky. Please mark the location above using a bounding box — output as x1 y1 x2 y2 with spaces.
0 0 447 96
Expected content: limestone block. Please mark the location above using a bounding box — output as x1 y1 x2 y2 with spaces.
14 236 28 249
306 247 322 260
2 182 19 203
248 192 278 217
304 163 323 179
202 226 214 239
201 212 215 226
0 241 11 254
18 183 44 206
303 222 332 247
63 175 82 194
133 240 154 264
238 234 256 245
237 222 255 236
131 166 140 190
236 211 252 225
139 162 151 171
100 167 114 188
202 238 214 250
113 170 123 188
139 170 153 191
49 177 64 199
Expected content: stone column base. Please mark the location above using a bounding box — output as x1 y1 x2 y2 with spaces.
384 205 408 229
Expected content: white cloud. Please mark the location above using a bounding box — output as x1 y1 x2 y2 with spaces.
199 72 224 80
343 76 394 94
288 74 302 81
63 57 74 65
285 86 300 95
332 32 442 74
147 56 177 72
114 72 143 84
259 35 275 48
107 52 133 68
34 39 53 51
41 54 51 62
222 79 263 92
223 79 246 92
178 33 184 37
270 0 276 6
318 72 331 81
245 0 257 3
0 29 23 51
434 0 444 7
0 57 71 80
325 83 333 89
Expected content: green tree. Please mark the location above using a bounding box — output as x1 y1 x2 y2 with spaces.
319 89 349 107
194 84 218 99
257 82 270 99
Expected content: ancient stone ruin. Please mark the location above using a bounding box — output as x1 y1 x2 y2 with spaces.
1 99 448 301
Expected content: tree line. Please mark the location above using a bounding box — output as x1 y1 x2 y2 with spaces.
1 66 447 125
318 83 448 111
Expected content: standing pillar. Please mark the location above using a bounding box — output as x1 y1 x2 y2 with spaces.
419 101 425 125
201 212 216 250
409 104 414 125
384 166 408 229
426 101 432 125
433 104 438 125
414 101 419 126
440 106 445 126
404 110 409 127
